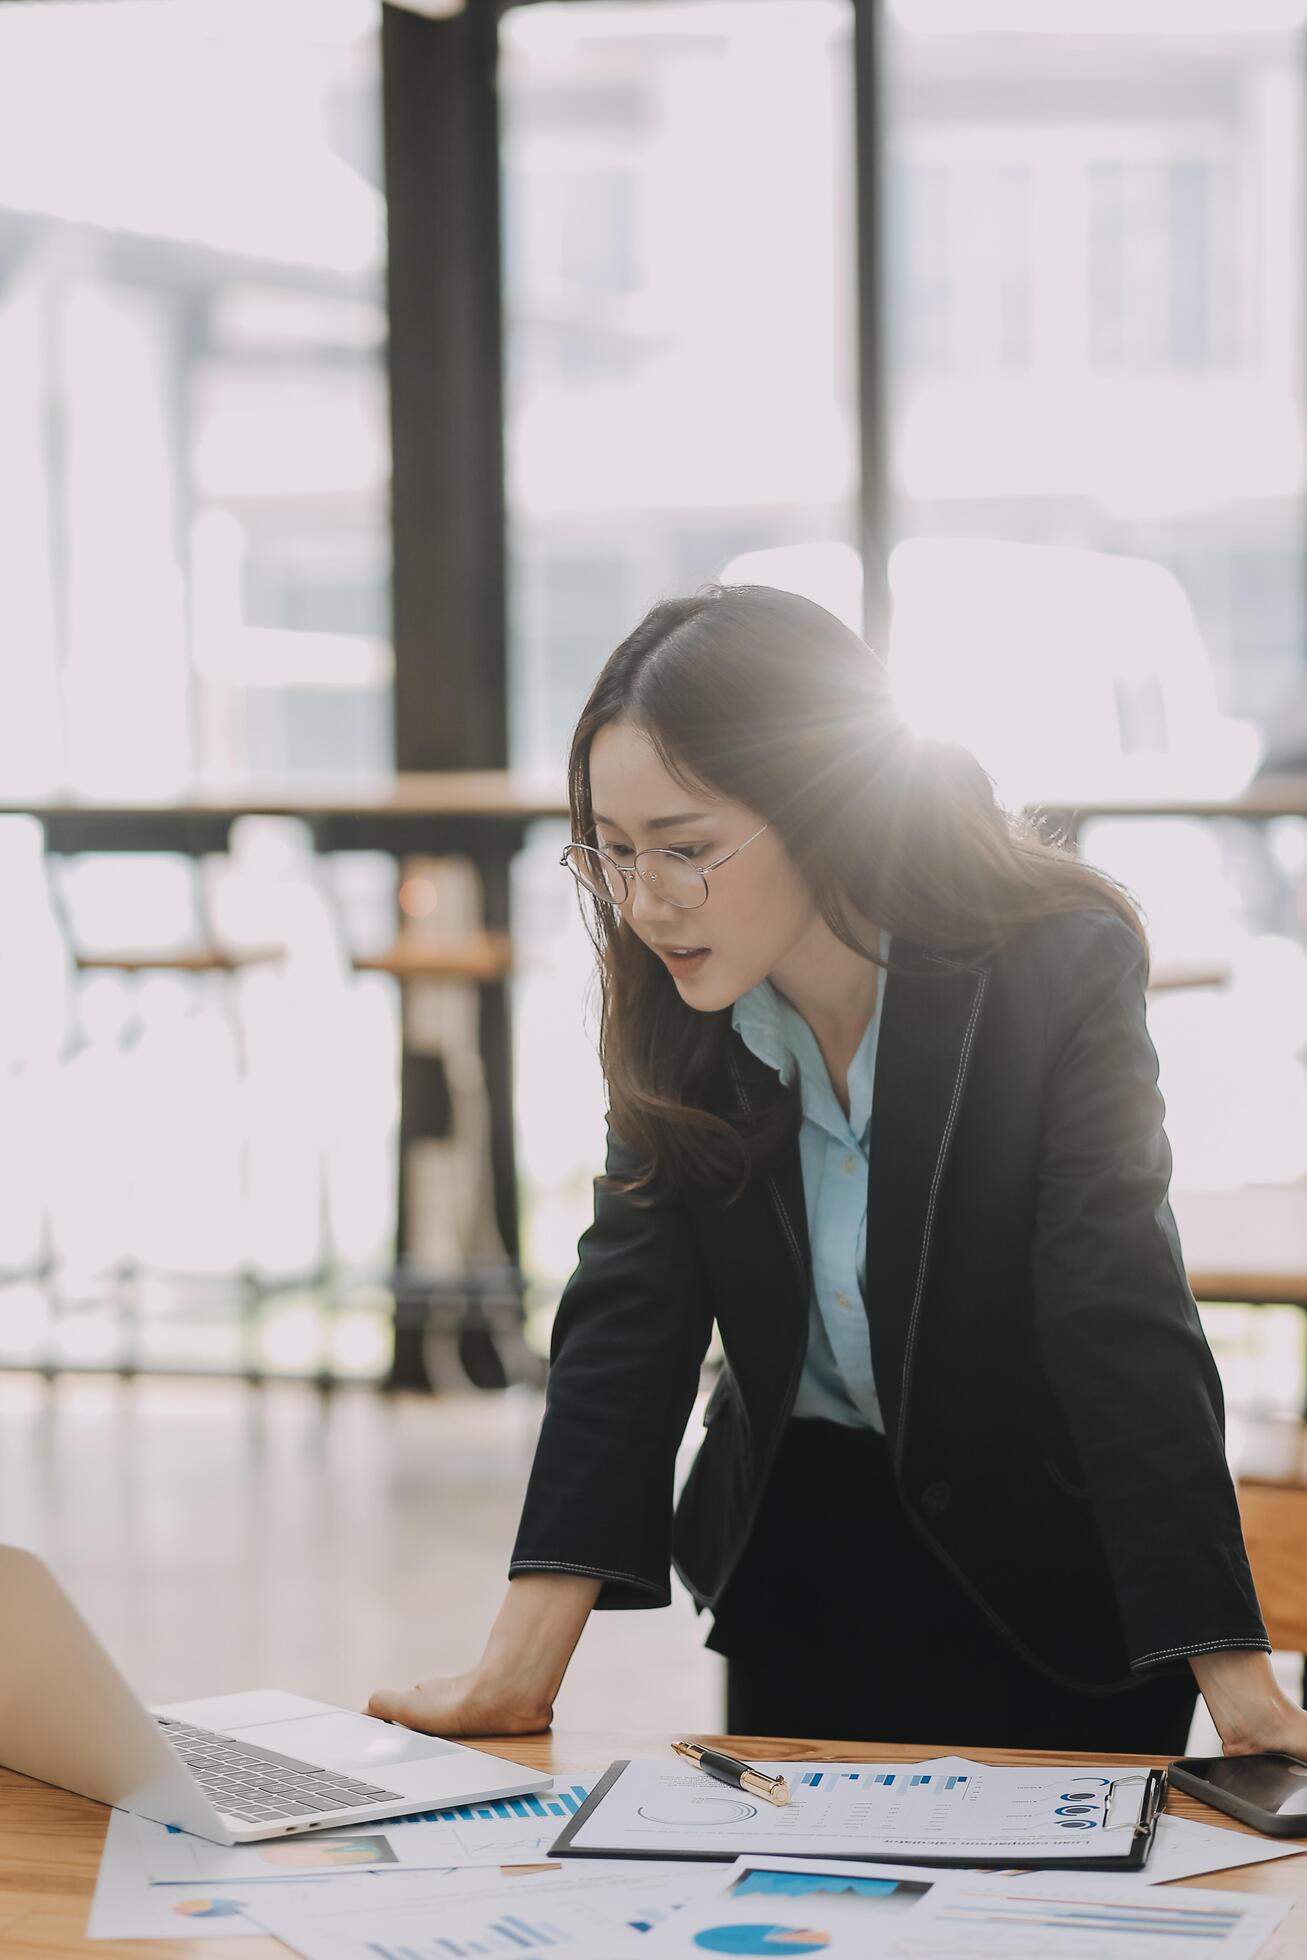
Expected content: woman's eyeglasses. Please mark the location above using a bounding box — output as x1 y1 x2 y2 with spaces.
560 821 770 912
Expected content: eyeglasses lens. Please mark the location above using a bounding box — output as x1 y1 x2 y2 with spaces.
565 846 706 909
636 851 706 908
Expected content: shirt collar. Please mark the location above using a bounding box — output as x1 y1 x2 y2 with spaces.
731 930 890 1145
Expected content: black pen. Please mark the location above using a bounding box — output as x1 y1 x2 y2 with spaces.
671 1740 791 1806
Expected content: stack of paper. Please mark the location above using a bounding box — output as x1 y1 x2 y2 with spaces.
86 1753 1306 1957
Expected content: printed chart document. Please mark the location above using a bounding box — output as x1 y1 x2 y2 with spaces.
883 1874 1292 1958
244 1858 724 1960
135 1772 603 1882
90 1808 270 1941
93 1779 607 1941
552 1758 1162 1868
640 1853 950 1957
90 1809 474 1942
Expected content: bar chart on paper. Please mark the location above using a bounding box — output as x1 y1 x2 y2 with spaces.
797 1772 969 1793
892 1878 1293 1956
374 1780 600 1864
363 1915 580 1957
418 1784 590 1825
256 1891 649 1960
248 1860 668 1960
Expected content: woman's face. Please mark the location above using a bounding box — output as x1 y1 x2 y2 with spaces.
586 718 819 1012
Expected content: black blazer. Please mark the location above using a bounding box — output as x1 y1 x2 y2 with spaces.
510 907 1268 1690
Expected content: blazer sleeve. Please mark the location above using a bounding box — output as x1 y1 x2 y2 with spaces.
1029 911 1269 1673
508 1127 714 1609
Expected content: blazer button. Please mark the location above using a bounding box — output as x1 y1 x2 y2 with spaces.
921 1480 951 1517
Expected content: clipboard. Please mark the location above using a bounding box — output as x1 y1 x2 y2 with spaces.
547 1759 1169 1871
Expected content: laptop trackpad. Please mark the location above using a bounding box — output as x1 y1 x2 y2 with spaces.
233 1710 460 1773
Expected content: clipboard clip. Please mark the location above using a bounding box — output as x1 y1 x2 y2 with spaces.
1103 1766 1168 1837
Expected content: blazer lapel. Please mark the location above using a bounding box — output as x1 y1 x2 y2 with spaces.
866 942 989 1466
726 1039 812 1325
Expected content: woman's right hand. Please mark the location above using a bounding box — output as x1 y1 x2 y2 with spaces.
367 1572 601 1738
366 1666 553 1738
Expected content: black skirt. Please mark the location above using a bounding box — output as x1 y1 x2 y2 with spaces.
705 1417 1197 1754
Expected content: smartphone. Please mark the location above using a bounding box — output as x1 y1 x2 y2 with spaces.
1169 1753 1307 1836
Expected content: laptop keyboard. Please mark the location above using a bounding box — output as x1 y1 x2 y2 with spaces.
156 1716 404 1824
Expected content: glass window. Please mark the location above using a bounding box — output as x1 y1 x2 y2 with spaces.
501 0 860 775
0 2 395 1378
891 158 1033 374
0 0 391 795
1088 157 1238 371
500 0 860 1299
885 0 1307 1206
885 0 1304 753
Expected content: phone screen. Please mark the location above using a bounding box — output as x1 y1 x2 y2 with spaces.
1184 1754 1307 1819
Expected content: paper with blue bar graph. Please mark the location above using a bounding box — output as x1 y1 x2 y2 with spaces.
549 1755 1166 1868
136 1774 605 1883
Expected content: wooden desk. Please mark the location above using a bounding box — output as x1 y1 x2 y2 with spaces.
0 774 570 855
3 1729 1306 1958
1025 775 1307 841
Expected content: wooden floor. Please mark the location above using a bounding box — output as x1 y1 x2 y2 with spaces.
0 1373 724 1732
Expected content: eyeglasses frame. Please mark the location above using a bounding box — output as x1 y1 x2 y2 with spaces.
559 819 771 911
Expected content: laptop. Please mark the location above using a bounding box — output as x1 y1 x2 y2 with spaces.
0 1542 551 1845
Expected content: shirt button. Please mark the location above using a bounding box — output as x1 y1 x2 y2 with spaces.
842 1154 857 1174
834 1290 851 1310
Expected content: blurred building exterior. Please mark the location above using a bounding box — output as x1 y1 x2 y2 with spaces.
0 0 391 796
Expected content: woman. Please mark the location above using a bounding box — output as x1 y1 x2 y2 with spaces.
370 583 1300 1755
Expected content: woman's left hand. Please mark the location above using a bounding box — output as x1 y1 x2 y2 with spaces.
1189 1649 1307 1757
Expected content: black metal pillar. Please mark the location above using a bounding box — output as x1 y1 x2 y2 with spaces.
382 0 509 772
853 0 891 656
381 0 518 1387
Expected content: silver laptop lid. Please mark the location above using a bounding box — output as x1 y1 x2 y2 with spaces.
0 1543 225 1839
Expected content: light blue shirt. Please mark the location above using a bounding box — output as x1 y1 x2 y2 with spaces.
730 932 890 1432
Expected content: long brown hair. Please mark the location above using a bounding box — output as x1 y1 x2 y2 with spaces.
568 583 1145 1203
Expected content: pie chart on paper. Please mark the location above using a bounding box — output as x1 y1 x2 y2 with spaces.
692 1928 833 1955
637 1796 758 1826
172 1898 246 1919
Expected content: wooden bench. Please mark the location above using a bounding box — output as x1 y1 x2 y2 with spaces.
72 946 281 973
